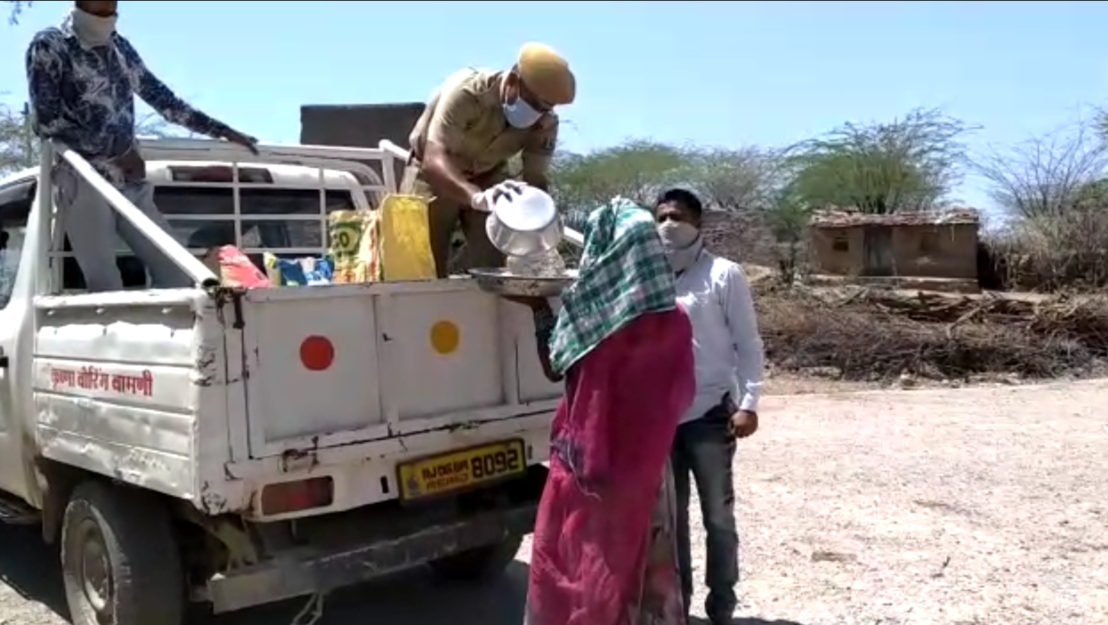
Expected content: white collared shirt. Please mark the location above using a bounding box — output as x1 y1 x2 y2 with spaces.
675 249 765 423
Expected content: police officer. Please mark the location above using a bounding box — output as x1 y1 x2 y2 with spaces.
403 43 575 277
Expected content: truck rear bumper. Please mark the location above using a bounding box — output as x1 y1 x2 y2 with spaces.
206 500 537 614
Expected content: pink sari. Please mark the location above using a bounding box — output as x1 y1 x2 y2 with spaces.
527 308 696 625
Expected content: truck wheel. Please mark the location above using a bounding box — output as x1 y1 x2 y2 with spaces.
61 481 185 625
430 531 524 581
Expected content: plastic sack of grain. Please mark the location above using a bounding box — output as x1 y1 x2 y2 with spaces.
328 209 381 283
264 254 333 286
378 194 437 281
202 245 271 288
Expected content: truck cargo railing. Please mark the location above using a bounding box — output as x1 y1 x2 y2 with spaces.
128 138 398 266
38 138 406 294
37 140 219 294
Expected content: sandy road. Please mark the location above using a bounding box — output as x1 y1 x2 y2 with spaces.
1 380 1106 625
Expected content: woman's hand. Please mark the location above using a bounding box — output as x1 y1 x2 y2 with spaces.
504 296 562 382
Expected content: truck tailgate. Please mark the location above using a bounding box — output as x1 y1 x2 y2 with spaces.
236 281 560 458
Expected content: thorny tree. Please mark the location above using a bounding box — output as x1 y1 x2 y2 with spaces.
785 107 976 214
545 139 791 270
0 103 36 174
549 140 691 214
977 121 1108 220
1 103 173 176
977 121 1108 290
548 141 783 216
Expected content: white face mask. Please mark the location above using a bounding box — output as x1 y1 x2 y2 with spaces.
657 220 702 273
69 7 117 46
657 220 699 249
502 90 543 129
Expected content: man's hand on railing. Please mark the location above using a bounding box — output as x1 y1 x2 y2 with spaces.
115 148 147 183
221 128 259 155
49 140 221 287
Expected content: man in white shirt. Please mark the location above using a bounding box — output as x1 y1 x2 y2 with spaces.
654 188 765 625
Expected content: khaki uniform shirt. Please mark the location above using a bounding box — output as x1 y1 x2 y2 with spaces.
408 68 559 182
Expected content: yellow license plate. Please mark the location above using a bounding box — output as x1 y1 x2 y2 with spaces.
397 439 526 501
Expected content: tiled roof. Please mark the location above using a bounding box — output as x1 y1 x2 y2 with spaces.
810 207 980 228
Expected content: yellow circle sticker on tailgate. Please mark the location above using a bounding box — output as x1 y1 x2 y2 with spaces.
429 320 460 355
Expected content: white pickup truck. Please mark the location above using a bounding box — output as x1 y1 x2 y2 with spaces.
0 138 561 625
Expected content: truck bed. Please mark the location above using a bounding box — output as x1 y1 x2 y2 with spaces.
31 280 561 518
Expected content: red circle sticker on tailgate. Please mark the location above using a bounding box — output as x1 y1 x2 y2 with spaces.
300 336 335 371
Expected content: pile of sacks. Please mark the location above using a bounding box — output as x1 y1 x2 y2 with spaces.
205 195 438 288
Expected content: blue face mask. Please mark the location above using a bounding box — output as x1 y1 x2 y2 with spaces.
503 95 543 129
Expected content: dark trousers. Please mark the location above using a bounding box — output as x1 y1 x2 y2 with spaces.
399 164 506 278
671 404 739 623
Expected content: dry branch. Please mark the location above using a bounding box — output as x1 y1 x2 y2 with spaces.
758 288 1108 381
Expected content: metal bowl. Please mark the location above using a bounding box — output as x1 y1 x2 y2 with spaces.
485 186 562 257
468 268 577 297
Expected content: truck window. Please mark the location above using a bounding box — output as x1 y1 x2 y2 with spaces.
61 186 358 290
59 242 148 291
0 179 33 308
154 187 354 253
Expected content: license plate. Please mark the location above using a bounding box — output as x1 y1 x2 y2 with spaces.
397 439 526 501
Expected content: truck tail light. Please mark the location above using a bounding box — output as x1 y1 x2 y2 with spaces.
259 476 334 516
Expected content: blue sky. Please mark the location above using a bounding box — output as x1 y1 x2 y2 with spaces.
3 0 1107 212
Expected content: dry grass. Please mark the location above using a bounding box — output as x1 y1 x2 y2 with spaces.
983 209 1108 292
756 287 1108 382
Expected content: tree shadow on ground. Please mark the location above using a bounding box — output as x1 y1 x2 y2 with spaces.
0 524 529 625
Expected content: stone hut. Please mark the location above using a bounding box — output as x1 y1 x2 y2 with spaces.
808 208 980 286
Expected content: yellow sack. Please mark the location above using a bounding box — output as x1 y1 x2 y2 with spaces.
379 193 437 281
328 210 381 283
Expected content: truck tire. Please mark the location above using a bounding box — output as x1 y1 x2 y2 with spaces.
61 481 185 625
429 531 524 581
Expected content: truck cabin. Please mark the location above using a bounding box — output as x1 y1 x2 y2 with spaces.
0 158 384 298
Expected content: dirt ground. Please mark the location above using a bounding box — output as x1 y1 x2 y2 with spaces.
1 379 1105 625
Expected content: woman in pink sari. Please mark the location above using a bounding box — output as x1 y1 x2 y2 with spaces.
521 199 696 625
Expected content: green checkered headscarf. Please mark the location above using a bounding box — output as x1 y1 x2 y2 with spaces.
548 198 677 374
